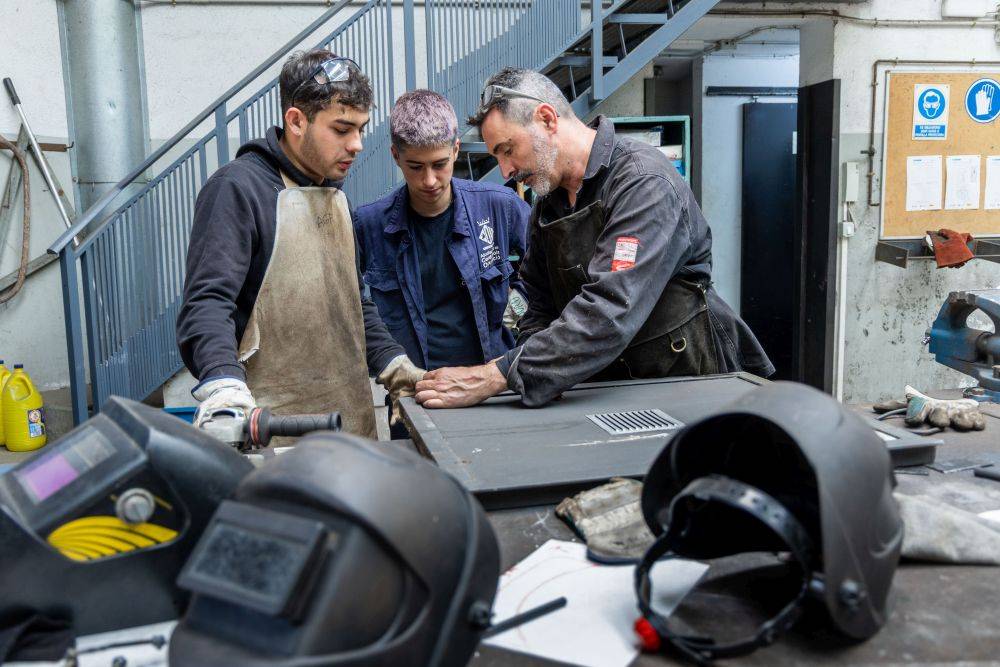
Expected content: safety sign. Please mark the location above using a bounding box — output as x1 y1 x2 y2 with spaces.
965 78 1000 124
912 84 949 139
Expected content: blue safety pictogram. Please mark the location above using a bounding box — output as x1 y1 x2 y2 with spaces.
966 79 1000 123
917 87 946 120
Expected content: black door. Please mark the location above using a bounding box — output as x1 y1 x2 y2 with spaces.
741 102 797 380
794 80 840 393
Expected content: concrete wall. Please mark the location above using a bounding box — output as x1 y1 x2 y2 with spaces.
0 0 75 390
798 0 1000 402
696 44 799 309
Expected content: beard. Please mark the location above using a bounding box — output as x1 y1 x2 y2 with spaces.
300 125 337 181
515 128 558 196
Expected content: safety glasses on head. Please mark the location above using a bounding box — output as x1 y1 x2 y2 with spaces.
476 84 556 118
290 56 362 107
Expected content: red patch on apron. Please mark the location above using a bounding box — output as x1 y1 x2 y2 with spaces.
611 236 639 272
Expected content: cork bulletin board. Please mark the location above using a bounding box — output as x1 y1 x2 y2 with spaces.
881 71 1000 239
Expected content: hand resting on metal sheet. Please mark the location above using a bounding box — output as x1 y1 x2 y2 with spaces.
415 361 508 408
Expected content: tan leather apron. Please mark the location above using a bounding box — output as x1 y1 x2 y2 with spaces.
237 172 377 441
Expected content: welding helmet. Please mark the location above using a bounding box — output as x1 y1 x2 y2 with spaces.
168 433 500 667
636 382 902 663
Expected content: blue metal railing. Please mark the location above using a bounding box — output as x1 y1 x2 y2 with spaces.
425 0 585 133
49 0 623 424
50 0 397 423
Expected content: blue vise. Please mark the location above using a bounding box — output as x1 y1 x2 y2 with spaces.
928 290 1000 402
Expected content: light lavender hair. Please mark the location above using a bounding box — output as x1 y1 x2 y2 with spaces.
390 89 459 150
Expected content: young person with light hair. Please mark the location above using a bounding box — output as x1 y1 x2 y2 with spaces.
354 89 529 437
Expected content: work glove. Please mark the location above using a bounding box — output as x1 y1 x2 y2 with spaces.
903 385 985 431
192 377 256 429
377 355 427 426
502 288 528 330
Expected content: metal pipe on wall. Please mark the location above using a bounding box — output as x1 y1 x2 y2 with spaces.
59 0 147 212
709 9 999 28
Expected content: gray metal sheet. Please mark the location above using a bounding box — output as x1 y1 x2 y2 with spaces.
400 373 769 508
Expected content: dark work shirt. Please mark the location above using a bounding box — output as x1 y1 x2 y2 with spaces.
411 205 483 369
496 115 774 406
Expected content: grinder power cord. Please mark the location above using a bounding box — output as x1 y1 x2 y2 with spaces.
635 382 903 664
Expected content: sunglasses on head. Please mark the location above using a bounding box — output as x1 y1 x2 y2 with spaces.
290 56 362 107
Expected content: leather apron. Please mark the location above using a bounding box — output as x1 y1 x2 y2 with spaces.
237 172 377 441
538 200 719 381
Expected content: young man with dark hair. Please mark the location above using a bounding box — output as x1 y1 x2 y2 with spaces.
177 49 424 439
354 89 529 437
416 68 773 409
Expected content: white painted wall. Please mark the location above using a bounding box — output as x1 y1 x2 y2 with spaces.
797 0 1000 402
0 1 75 390
696 43 799 310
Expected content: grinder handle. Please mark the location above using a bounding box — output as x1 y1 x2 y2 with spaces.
265 412 342 438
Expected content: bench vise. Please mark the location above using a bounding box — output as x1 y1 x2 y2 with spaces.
928 290 1000 402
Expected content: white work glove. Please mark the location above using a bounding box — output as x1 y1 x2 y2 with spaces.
903 385 985 431
192 378 256 428
377 355 426 426
502 288 528 330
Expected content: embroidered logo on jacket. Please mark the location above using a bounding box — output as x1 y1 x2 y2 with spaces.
476 217 499 269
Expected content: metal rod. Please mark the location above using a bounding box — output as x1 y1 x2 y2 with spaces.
3 78 79 245
481 597 567 639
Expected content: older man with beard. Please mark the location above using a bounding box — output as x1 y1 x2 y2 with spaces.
415 67 773 409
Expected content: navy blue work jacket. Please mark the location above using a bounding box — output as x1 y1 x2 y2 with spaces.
354 178 530 370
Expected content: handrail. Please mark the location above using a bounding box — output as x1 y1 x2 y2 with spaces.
48 0 354 254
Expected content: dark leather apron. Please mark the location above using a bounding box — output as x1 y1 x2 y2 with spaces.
538 200 719 381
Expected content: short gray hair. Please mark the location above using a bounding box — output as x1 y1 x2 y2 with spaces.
390 89 459 150
468 67 574 126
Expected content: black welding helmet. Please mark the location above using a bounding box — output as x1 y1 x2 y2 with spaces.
0 397 252 642
168 432 500 667
636 382 902 663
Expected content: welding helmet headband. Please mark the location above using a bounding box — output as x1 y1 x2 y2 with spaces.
636 382 902 662
635 475 814 663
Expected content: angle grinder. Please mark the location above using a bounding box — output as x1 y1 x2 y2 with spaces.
927 289 1000 402
0 397 252 637
199 407 342 451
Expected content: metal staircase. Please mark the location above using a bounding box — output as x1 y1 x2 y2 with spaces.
459 0 721 181
49 0 719 424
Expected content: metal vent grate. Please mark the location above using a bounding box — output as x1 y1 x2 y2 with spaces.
586 409 683 435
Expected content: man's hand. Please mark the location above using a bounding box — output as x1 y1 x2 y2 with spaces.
192 378 256 428
415 362 508 408
377 355 427 425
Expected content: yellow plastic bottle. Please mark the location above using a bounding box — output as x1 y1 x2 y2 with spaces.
0 360 10 446
1 364 47 451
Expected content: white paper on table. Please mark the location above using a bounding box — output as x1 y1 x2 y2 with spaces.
483 540 709 667
945 155 981 210
984 156 1000 210
906 155 943 211
979 509 1000 524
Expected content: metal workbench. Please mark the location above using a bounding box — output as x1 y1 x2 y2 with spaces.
464 397 1000 665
